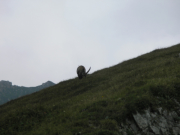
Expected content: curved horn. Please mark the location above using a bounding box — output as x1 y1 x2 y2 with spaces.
86 67 91 75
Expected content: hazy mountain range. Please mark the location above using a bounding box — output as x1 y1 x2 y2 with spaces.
0 80 55 105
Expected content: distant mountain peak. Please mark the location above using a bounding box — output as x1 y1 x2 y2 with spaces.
39 81 55 89
41 81 55 86
0 80 12 88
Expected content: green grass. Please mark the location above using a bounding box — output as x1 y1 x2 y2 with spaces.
0 43 180 135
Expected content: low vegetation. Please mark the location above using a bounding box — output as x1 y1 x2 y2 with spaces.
0 43 180 135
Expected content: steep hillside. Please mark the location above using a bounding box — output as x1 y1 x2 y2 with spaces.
0 81 55 105
0 44 180 135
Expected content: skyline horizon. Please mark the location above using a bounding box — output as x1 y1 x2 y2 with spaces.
1 1 180 86
1 43 180 87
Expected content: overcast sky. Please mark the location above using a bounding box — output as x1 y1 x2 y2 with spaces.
0 0 180 86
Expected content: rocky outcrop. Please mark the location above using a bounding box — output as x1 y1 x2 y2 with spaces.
119 104 180 135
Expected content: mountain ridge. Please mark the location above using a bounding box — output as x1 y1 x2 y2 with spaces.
0 80 55 105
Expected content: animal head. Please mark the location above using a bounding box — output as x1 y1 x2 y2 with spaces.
77 65 91 79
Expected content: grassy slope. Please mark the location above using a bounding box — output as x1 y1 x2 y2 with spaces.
0 44 180 135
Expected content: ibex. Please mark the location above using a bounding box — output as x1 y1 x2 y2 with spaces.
77 65 91 79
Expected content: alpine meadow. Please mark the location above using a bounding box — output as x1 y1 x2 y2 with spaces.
0 43 180 135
